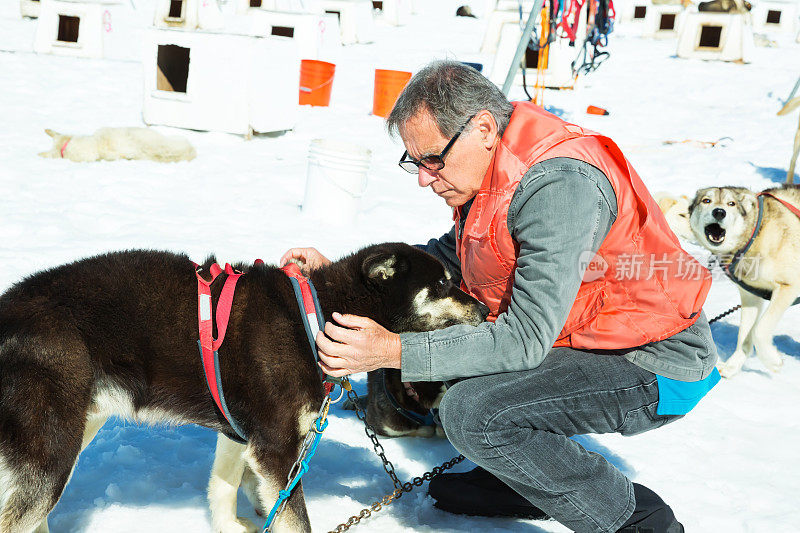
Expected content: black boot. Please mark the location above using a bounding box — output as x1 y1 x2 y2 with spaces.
428 466 549 520
616 483 684 533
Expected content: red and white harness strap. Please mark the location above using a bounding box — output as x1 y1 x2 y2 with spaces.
194 261 247 442
281 262 336 395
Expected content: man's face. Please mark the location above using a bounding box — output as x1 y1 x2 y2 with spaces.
400 109 496 207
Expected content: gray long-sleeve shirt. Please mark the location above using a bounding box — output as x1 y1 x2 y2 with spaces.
401 157 718 383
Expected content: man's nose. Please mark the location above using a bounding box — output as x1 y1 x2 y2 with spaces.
418 168 437 187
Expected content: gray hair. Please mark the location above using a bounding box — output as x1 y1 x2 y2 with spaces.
386 60 514 139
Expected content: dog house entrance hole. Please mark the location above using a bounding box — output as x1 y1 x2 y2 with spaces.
659 13 676 30
633 5 647 18
167 0 184 20
766 9 781 24
372 1 383 9
524 44 550 70
250 0 262 6
57 15 80 43
697 24 722 48
271 26 295 37
157 44 190 93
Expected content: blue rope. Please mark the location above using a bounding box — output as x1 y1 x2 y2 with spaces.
262 416 329 532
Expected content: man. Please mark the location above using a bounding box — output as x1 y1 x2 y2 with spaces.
280 60 720 533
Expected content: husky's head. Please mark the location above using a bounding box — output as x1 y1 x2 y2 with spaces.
688 186 758 254
37 129 72 159
338 243 490 333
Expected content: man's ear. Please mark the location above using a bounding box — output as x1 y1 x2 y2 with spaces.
474 110 498 148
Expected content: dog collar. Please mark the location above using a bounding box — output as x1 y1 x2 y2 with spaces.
379 368 436 427
280 262 339 394
60 138 70 158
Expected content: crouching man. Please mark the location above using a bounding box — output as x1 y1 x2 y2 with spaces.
281 60 720 533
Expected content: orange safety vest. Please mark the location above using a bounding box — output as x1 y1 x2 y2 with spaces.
454 102 711 350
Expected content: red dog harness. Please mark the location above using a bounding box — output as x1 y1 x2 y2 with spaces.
194 261 247 442
194 260 336 444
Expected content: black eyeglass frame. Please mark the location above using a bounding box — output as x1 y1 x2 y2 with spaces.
398 114 477 174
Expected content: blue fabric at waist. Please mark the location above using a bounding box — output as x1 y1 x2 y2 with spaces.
656 368 721 416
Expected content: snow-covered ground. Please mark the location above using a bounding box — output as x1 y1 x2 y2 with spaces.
1 0 799 531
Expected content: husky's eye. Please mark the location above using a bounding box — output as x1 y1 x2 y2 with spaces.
437 278 447 287
727 201 736 207
701 198 711 204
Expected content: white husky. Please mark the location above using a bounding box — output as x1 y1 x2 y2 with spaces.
38 127 196 163
688 185 800 377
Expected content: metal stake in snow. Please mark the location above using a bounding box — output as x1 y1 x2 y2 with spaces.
501 0 546 96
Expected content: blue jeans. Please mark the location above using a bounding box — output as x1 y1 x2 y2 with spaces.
438 347 682 533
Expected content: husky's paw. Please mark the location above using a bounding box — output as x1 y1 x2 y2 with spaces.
718 352 746 378
757 347 784 373
215 518 258 533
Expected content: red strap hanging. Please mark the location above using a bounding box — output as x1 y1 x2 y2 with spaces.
194 262 242 428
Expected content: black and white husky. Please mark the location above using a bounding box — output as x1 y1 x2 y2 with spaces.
0 243 486 533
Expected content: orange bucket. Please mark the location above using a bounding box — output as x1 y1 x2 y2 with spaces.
372 69 412 118
299 60 336 107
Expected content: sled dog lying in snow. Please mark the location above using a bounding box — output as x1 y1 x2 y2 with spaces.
38 127 196 162
688 185 800 378
778 96 800 184
0 244 486 533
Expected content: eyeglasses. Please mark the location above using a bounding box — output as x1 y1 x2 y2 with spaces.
398 114 476 174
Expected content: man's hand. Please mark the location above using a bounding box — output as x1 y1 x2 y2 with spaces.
316 312 401 377
278 247 332 274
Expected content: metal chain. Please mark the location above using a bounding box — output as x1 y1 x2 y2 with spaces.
704 256 743 325
328 454 465 533
344 385 405 490
708 304 741 324
327 386 465 532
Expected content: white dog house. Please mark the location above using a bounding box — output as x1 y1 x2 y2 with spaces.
20 0 41 18
236 0 324 13
321 0 374 43
676 11 755 62
245 9 341 58
617 0 652 32
142 27 300 135
371 0 411 26
643 2 685 38
485 2 588 89
33 0 145 60
752 0 799 35
153 0 224 31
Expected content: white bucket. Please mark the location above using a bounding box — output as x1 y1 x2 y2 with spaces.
303 139 372 225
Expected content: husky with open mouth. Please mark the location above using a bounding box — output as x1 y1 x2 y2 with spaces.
688 185 800 377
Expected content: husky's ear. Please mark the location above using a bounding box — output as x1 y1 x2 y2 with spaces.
45 129 58 138
362 252 408 282
657 196 678 214
738 193 757 216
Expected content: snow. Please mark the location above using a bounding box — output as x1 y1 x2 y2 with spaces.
1 0 799 531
